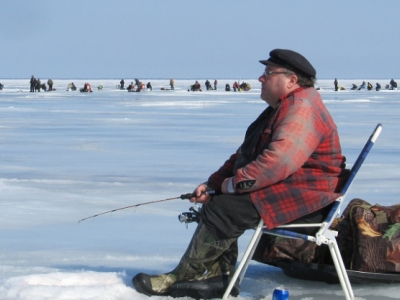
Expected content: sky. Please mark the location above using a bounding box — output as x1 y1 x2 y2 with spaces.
1 79 400 300
1 0 400 80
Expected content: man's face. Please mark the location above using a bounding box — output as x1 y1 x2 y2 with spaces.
258 65 293 107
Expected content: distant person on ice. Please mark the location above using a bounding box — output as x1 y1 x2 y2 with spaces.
35 78 42 92
30 75 35 92
205 80 212 90
80 83 92 92
136 82 145 92
232 81 239 92
189 81 202 92
67 82 77 91
334 78 338 91
390 79 397 90
127 82 135 91
47 79 54 91
132 49 349 299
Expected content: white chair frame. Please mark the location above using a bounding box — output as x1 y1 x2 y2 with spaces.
223 123 383 300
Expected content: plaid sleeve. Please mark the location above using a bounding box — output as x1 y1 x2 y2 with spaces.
207 152 238 191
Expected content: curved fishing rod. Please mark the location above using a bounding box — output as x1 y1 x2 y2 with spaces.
78 190 215 223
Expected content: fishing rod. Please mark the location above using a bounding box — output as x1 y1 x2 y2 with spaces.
78 190 215 223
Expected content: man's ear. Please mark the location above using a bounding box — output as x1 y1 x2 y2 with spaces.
287 73 298 89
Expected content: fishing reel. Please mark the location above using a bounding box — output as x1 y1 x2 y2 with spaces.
178 205 201 228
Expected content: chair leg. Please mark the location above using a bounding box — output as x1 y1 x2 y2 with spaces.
238 219 265 284
328 239 354 300
222 219 264 300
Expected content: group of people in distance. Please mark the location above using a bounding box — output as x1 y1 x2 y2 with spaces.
29 75 55 92
25 77 152 93
24 77 251 93
205 79 218 90
334 78 398 91
188 80 217 92
29 77 90 92
188 79 251 92
119 79 152 92
22 76 398 94
228 80 251 92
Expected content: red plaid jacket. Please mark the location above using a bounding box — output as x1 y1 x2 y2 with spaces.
207 87 349 229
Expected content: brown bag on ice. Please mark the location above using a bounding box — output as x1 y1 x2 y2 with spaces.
335 198 400 273
253 198 400 274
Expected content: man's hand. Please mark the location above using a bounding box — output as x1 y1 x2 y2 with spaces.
189 184 211 204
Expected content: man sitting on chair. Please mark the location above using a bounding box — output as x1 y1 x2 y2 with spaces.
133 49 349 298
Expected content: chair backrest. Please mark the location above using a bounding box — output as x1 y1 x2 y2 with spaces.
323 123 382 229
341 123 382 195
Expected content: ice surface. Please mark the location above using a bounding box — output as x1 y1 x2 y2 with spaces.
1 78 399 299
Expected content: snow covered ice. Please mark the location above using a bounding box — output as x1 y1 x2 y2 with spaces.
1 78 400 300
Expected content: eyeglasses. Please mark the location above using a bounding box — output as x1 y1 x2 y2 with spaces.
263 70 292 77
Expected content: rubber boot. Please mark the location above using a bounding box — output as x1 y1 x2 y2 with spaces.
169 240 240 299
195 239 238 281
132 221 237 296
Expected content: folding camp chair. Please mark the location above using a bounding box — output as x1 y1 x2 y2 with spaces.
223 123 383 300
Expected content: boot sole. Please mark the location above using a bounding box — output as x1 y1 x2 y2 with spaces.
169 275 240 299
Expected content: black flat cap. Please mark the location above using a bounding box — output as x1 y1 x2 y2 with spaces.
260 49 316 78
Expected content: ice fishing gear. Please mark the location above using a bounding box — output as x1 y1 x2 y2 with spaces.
78 190 214 223
178 205 201 228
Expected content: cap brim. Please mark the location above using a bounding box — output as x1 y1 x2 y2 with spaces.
259 60 281 67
